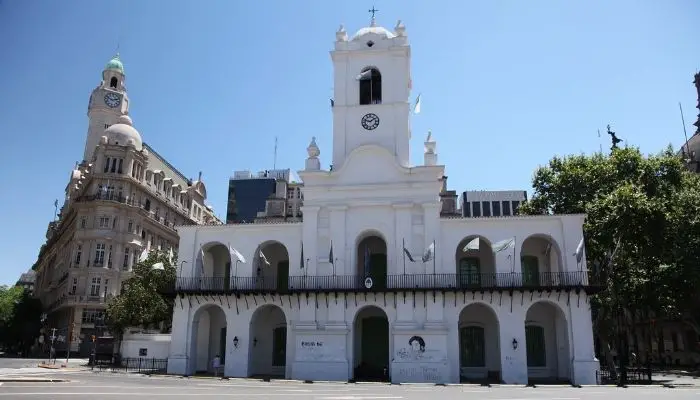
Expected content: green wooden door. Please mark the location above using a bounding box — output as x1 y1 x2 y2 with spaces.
459 257 481 287
276 261 289 293
219 327 227 364
460 326 486 368
272 326 287 367
361 316 389 378
369 254 387 289
224 262 231 291
521 256 539 286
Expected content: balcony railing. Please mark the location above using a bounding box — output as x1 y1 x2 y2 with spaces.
167 271 600 295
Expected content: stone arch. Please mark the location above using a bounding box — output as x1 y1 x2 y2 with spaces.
253 240 290 292
519 234 563 287
196 241 232 291
358 66 382 105
523 300 571 383
248 304 288 378
189 303 228 375
457 302 502 383
355 230 388 290
455 235 495 288
352 305 390 381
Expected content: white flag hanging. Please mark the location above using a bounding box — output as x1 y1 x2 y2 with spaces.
492 238 515 253
229 245 246 263
574 237 585 264
259 250 271 266
151 262 165 270
413 94 422 114
355 69 372 80
463 237 480 252
422 241 435 263
138 247 149 263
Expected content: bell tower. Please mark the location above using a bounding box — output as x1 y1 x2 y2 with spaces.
330 12 412 169
83 54 130 161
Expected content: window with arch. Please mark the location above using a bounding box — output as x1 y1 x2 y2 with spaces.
458 257 481 287
272 326 287 367
359 67 382 105
459 325 486 367
110 77 118 89
525 325 546 367
521 255 540 286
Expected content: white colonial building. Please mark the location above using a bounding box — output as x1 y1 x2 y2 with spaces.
166 17 600 385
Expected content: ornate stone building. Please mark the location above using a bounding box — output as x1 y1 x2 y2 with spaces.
166 17 600 385
33 55 220 356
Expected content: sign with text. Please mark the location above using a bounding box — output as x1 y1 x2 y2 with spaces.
295 335 346 362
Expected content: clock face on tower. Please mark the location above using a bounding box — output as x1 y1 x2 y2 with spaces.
361 113 380 130
103 92 121 108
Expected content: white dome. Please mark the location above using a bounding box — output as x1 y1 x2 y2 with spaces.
351 26 396 41
104 115 143 150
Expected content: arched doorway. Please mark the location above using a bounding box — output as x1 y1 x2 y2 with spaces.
457 303 502 383
248 305 287 378
189 304 227 375
520 235 562 287
200 243 232 291
455 236 495 289
524 301 571 383
356 233 387 290
254 241 290 293
353 306 390 381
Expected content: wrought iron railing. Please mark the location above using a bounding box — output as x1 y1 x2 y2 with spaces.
92 357 168 374
167 271 598 294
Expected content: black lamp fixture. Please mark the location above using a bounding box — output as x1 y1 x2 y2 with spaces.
253 337 258 347
233 336 239 349
512 338 519 350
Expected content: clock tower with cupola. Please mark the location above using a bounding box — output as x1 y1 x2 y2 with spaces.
83 54 130 161
330 15 412 169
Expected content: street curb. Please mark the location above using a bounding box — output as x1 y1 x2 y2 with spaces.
0 378 69 383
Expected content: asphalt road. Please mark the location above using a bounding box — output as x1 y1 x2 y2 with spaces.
1 372 700 400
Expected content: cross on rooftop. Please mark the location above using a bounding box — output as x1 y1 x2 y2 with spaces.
368 6 378 25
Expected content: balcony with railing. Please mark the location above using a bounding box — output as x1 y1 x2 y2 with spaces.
166 271 601 296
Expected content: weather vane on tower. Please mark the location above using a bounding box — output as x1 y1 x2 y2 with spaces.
368 6 379 26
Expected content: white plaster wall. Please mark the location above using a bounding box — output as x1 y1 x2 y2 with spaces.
120 333 171 360
168 289 597 385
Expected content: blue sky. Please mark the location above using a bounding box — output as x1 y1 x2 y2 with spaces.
0 0 698 285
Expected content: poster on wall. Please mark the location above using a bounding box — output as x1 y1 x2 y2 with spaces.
393 334 447 363
295 335 346 362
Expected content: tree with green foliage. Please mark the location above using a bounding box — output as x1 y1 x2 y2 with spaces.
105 250 176 341
519 146 700 371
0 285 43 355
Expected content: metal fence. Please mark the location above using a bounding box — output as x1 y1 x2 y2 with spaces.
92 357 168 374
596 368 652 385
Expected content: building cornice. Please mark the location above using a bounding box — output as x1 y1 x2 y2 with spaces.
440 213 586 223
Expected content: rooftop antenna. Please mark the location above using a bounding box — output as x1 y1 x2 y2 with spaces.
273 136 278 170
679 102 691 161
597 129 602 153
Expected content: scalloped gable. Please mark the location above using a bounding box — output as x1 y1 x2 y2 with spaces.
302 144 443 187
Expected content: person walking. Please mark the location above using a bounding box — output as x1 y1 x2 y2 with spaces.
212 354 221 377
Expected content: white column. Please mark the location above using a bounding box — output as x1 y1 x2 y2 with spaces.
569 295 599 384
301 206 320 276
392 204 412 276
167 299 191 375
499 305 528 384
328 206 347 275
421 203 441 273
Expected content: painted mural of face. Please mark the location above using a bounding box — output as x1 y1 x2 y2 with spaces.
408 336 425 353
